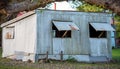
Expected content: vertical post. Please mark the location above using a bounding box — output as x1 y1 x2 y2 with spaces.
35 54 39 62
112 13 116 48
60 51 63 62
54 3 56 10
46 51 48 62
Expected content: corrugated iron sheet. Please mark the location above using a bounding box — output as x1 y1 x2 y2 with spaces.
53 21 79 31
90 23 115 31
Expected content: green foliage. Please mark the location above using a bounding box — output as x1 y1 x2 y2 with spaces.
115 25 120 38
66 56 77 62
116 32 120 38
115 15 120 22
114 15 120 37
116 23 120 37
114 12 120 38
77 2 104 12
111 12 120 38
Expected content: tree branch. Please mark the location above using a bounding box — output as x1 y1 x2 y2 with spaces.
1 0 120 23
5 0 54 14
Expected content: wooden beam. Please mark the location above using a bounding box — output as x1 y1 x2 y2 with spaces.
62 31 68 38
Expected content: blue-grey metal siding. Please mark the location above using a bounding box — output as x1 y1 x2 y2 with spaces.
36 10 112 60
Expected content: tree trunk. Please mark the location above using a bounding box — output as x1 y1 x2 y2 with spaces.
1 0 54 14
0 0 55 23
0 0 67 23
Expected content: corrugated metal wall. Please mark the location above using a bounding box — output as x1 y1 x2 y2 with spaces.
36 10 112 58
86 13 112 57
36 10 53 54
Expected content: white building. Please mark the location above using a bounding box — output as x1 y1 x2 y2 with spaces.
1 9 115 62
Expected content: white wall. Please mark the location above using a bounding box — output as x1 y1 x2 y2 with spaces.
2 24 15 57
2 14 37 59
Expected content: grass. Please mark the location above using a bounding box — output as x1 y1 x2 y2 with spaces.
112 48 120 60
0 48 120 69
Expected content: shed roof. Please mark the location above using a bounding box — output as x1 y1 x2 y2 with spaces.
53 21 79 31
1 9 112 28
1 11 35 28
90 23 115 31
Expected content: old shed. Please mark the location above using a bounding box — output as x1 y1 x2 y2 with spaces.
1 9 115 62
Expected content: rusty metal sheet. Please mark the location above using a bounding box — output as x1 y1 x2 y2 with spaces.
53 21 79 31
90 23 115 31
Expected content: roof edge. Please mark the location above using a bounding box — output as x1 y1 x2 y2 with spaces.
1 11 35 28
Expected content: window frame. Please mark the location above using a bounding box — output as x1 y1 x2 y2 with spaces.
52 21 79 38
89 23 115 38
5 26 15 39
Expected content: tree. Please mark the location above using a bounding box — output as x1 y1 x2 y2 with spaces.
0 0 120 23
77 2 104 12
84 0 120 15
0 0 55 23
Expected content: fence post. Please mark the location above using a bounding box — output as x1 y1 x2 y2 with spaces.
46 51 48 62
60 51 63 62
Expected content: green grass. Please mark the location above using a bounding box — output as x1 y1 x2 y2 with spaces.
0 48 120 69
112 48 120 60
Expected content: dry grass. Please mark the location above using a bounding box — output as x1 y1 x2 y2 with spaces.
0 60 120 69
0 48 120 69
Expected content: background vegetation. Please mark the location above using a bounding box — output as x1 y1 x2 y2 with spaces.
112 48 120 60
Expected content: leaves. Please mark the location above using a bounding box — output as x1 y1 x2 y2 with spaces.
77 2 104 12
